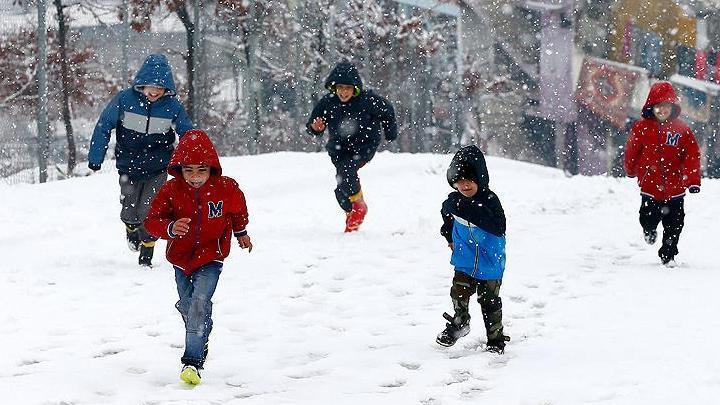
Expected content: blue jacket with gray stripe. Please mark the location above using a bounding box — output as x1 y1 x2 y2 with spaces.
89 54 193 179
441 190 506 280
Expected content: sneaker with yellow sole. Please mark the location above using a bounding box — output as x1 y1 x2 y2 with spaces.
180 364 201 385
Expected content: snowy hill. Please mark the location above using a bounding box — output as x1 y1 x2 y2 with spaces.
1 152 718 404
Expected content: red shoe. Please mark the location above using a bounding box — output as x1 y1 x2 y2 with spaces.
344 199 368 232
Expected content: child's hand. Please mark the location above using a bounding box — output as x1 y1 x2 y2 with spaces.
310 117 326 132
172 218 191 236
237 235 253 252
448 243 454 251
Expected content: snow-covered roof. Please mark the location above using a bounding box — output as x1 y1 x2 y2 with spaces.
520 0 573 11
670 73 720 95
392 0 460 16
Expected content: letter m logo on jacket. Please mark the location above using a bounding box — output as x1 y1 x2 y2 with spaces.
666 132 681 146
208 201 223 218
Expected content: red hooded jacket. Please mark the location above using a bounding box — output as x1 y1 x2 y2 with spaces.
144 129 249 275
624 81 701 201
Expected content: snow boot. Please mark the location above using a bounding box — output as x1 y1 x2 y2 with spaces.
485 335 511 354
180 364 201 385
436 312 470 347
662 257 678 268
344 192 367 232
643 229 657 245
139 241 155 267
126 225 140 252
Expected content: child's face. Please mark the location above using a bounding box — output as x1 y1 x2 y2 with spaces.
335 84 355 103
454 178 478 197
182 165 210 188
653 102 673 122
142 85 166 102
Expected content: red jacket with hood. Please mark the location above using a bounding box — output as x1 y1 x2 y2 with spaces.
624 81 701 201
144 129 249 275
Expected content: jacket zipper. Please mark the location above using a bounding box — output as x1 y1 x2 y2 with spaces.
145 101 152 134
187 190 202 265
468 223 480 278
657 124 668 196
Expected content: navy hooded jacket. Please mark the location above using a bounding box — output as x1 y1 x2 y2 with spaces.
441 146 506 280
89 54 193 179
306 62 397 156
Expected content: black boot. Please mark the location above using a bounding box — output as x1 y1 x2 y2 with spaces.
436 312 470 347
643 229 657 245
139 242 155 267
485 335 511 354
126 225 140 252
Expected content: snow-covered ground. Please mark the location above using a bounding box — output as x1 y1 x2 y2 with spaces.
1 152 718 404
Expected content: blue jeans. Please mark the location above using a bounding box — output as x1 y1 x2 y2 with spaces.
174 262 222 368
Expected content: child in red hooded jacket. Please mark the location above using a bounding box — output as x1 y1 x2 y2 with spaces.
145 129 252 384
624 81 701 267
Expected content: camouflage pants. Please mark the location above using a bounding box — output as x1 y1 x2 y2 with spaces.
119 171 167 243
450 271 505 345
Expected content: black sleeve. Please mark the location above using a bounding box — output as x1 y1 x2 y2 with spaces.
306 96 329 136
440 195 456 244
477 190 506 236
370 93 397 141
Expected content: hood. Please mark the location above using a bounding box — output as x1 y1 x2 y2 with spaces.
133 54 178 96
641 81 681 120
447 145 490 190
168 129 222 177
324 62 363 95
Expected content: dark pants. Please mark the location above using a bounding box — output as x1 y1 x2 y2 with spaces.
175 262 222 368
119 171 166 243
329 149 375 212
450 271 505 345
639 195 685 261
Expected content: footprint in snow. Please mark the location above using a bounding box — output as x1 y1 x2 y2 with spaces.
19 358 43 367
531 301 546 309
126 367 147 375
285 369 327 379
461 384 491 398
94 389 116 397
379 378 406 388
444 369 484 385
94 347 126 358
225 379 246 388
487 352 512 368
399 361 421 370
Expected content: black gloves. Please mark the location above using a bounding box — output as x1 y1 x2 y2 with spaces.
88 163 101 171
689 186 700 194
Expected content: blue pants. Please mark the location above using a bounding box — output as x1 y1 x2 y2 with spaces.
174 262 222 368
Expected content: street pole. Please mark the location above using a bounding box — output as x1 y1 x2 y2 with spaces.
193 0 202 123
36 0 49 183
121 0 130 85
